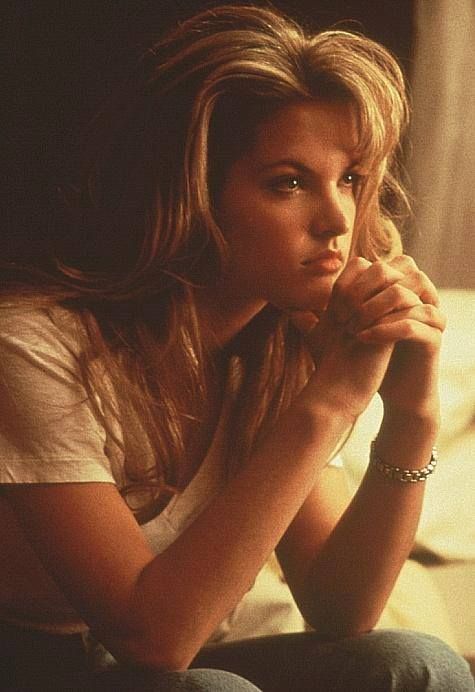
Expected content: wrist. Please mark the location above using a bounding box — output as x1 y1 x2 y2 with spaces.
382 403 440 438
299 375 363 428
290 398 354 438
369 439 438 482
375 409 439 472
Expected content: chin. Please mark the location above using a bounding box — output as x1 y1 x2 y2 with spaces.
285 282 335 314
273 292 331 316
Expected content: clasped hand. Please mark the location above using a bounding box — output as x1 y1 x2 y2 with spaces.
293 255 446 422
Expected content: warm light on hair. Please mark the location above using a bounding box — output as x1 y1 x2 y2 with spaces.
2 6 410 519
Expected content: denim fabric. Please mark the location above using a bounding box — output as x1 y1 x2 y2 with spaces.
63 668 262 691
194 629 475 691
1 623 473 691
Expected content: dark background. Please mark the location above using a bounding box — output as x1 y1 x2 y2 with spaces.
3 1 415 259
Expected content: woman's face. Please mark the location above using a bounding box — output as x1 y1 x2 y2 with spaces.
215 99 363 315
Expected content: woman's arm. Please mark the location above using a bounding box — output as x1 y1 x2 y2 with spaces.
278 255 445 637
4 256 443 671
277 412 436 637
5 398 352 671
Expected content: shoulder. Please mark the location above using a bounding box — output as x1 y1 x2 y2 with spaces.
0 298 93 394
0 299 118 484
0 298 85 360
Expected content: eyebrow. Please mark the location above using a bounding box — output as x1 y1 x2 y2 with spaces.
256 158 363 175
257 159 313 174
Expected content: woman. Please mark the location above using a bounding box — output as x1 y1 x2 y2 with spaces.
0 5 472 691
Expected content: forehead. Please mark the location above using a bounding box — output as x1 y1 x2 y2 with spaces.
247 100 360 167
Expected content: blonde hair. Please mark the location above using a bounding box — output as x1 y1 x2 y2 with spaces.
4 5 409 520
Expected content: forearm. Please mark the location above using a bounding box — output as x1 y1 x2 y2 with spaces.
112 402 352 669
297 411 439 637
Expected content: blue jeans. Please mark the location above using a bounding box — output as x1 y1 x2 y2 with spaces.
193 630 474 691
1 623 473 691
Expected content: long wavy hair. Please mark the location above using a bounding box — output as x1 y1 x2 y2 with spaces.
3 5 409 521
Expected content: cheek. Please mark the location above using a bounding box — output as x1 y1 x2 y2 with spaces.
217 182 310 273
217 187 261 241
221 200 291 254
232 216 302 271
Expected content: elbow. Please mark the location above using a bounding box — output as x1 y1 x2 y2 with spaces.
90 587 204 672
301 603 379 641
305 615 376 641
308 620 375 640
92 625 197 673
124 644 194 673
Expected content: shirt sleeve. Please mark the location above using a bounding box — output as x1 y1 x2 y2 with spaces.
0 304 116 484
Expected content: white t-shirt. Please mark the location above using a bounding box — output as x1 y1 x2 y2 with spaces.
0 300 343 640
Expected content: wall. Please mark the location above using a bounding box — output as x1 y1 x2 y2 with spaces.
406 0 475 289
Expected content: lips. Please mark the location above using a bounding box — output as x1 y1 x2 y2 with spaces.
301 249 344 274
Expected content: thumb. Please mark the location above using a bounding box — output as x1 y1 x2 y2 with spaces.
289 310 332 365
288 310 319 334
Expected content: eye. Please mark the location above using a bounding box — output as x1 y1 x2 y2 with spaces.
340 171 364 190
269 175 303 193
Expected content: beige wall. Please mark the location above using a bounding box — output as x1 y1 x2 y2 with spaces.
406 0 475 289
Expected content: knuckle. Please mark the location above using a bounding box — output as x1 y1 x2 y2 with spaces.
414 268 427 284
403 320 418 339
421 304 446 330
433 308 447 331
409 267 428 289
422 303 436 319
387 284 414 308
394 254 417 270
343 257 371 282
372 260 390 281
401 254 417 269
392 254 423 282
400 319 417 341
352 256 372 269
387 283 403 300
375 259 404 287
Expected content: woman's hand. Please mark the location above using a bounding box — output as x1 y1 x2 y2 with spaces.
294 257 396 420
293 255 446 422
352 255 446 420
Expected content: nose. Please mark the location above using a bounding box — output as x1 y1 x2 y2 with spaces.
308 187 353 239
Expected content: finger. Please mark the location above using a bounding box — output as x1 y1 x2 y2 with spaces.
388 255 440 306
348 284 423 334
328 257 370 323
356 304 446 344
348 259 406 306
330 258 406 324
289 311 319 334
